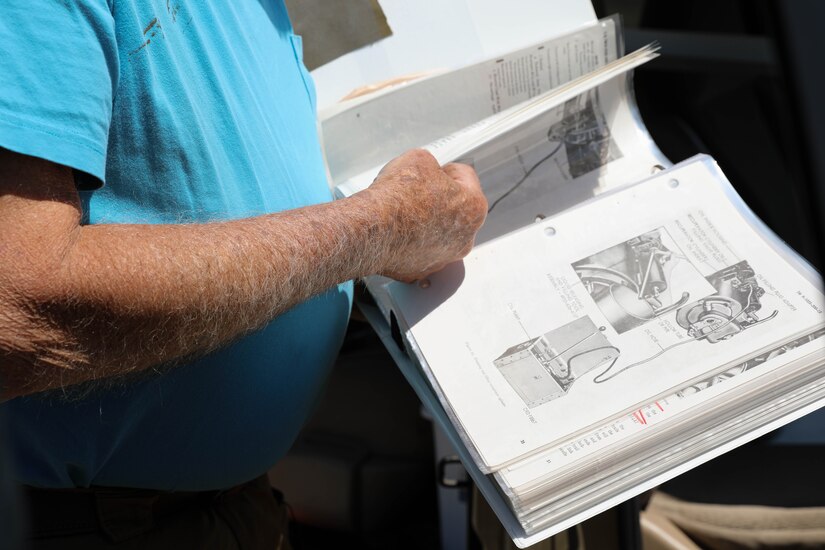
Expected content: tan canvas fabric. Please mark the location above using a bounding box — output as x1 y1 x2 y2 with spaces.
641 508 702 550
648 491 825 550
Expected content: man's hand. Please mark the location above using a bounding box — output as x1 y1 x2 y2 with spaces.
360 149 487 282
0 148 485 397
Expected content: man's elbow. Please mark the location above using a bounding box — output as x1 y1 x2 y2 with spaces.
0 282 90 399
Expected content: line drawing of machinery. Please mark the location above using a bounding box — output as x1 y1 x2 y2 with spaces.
675 260 778 343
486 90 622 214
589 259 780 384
494 316 620 408
573 229 692 334
547 90 622 179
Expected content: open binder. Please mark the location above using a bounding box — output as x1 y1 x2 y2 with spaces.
318 14 825 547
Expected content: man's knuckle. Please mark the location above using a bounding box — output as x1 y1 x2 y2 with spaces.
407 148 432 166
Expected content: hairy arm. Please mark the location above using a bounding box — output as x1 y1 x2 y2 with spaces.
0 149 486 398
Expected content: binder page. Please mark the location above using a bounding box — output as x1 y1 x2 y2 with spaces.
311 0 596 110
465 71 669 244
335 45 660 203
513 345 825 534
322 17 619 186
497 328 825 492
387 157 825 470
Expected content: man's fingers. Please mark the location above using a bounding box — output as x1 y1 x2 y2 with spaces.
396 149 440 172
442 162 480 190
443 162 488 227
367 150 488 283
375 148 439 180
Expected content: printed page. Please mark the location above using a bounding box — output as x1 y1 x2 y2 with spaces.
334 45 667 245
461 71 669 244
387 157 825 470
508 343 825 535
311 0 597 110
323 17 620 187
496 329 825 494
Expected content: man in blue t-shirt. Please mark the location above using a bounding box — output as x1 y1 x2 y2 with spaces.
0 1 486 547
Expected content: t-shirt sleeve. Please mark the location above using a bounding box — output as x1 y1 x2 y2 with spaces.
0 0 119 189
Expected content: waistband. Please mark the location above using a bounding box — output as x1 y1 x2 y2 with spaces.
24 475 275 543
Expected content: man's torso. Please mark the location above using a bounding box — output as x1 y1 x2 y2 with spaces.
1 0 352 491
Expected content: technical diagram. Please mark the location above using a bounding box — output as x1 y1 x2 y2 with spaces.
485 88 623 215
548 89 622 179
573 228 707 334
676 260 778 343
591 259 780 384
494 316 620 408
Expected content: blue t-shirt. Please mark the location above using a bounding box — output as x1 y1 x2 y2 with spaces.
0 1 352 490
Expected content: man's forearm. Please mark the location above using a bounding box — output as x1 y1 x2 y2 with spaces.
2 191 394 397
0 150 486 398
